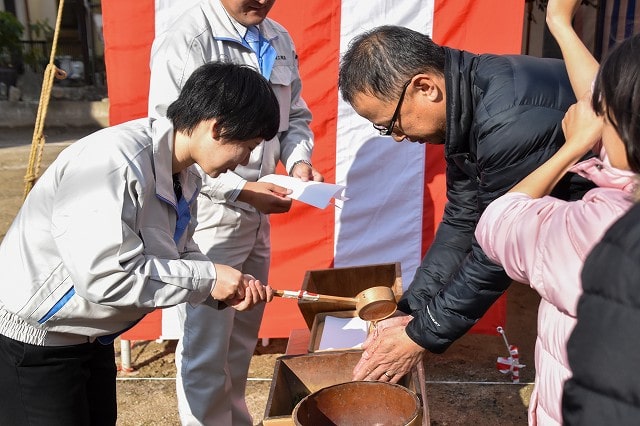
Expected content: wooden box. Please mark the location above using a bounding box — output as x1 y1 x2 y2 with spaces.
261 350 425 425
297 262 403 329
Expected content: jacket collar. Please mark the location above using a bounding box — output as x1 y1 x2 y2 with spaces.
569 147 637 193
443 47 476 158
204 0 279 45
152 117 200 205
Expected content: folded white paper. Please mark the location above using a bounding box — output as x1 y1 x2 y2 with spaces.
318 315 369 351
258 174 348 209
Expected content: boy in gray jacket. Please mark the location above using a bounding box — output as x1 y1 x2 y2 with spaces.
0 62 278 425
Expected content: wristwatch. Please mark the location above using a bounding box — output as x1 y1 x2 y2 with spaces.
289 159 313 176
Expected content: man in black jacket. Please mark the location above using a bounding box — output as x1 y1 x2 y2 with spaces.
338 25 591 382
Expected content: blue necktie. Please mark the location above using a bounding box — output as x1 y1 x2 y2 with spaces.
245 26 261 57
245 26 276 80
172 174 190 244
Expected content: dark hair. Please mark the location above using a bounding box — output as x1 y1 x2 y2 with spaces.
338 25 445 104
166 62 280 141
592 34 640 173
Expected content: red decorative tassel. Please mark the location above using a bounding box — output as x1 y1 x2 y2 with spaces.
496 327 525 383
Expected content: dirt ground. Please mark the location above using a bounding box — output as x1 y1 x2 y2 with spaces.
0 126 540 425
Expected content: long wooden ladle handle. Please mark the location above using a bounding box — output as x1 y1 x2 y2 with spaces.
274 289 357 305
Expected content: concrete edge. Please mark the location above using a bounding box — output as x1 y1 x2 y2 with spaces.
0 99 110 129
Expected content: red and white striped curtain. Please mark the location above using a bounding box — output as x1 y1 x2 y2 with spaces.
102 0 525 340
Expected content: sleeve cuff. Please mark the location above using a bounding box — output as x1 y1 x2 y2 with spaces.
201 171 247 203
186 260 217 306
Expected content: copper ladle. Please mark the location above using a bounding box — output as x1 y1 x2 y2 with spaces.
274 286 397 322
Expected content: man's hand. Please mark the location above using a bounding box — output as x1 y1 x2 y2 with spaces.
352 314 424 383
225 274 274 311
210 265 274 311
290 162 324 182
237 181 293 214
210 263 246 301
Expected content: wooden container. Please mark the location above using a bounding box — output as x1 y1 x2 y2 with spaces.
260 263 423 425
261 351 426 425
296 262 403 329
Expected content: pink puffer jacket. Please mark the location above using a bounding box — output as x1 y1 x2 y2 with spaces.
475 155 636 426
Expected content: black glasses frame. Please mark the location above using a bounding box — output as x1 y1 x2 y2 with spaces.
373 80 412 136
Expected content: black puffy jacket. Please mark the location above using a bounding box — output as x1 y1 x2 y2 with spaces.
562 201 640 425
398 48 589 353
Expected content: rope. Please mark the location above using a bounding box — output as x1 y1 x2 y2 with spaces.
23 0 67 199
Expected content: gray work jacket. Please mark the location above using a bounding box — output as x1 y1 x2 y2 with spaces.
0 117 216 346
148 0 314 211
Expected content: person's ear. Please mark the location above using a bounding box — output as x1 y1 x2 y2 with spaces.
413 73 443 102
209 119 222 140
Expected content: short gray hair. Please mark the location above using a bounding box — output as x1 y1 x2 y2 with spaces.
338 25 445 104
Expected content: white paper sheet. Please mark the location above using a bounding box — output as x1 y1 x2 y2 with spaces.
257 174 348 209
317 315 369 351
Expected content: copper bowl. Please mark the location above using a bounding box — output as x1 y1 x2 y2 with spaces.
292 381 421 425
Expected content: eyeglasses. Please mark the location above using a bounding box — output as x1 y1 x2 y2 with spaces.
373 80 411 136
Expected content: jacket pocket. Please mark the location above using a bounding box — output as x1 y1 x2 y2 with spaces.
270 65 293 132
